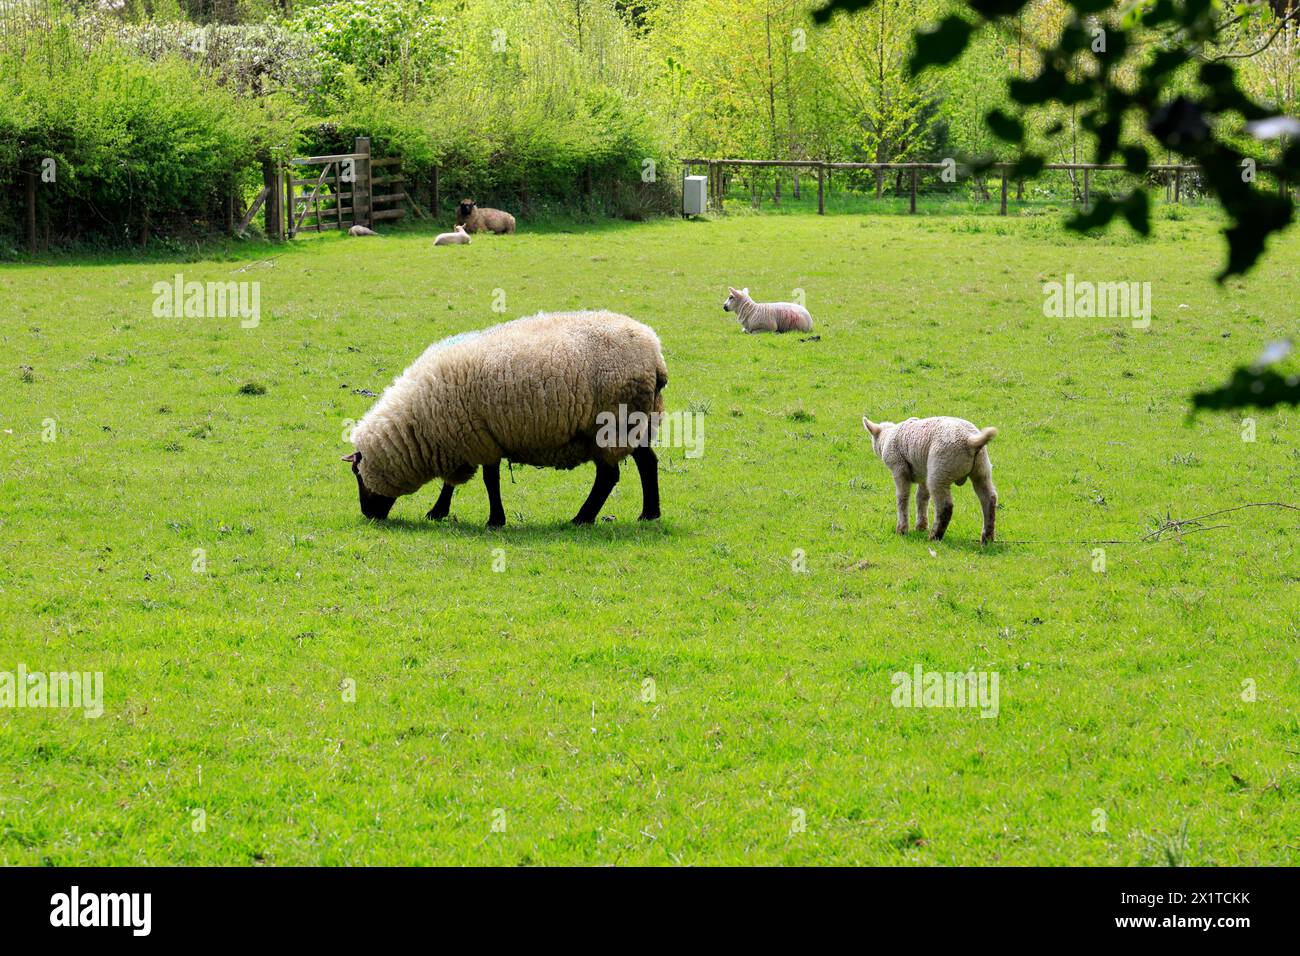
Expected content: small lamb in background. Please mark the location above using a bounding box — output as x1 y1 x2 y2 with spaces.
433 225 471 246
348 224 379 237
862 416 998 545
722 287 813 334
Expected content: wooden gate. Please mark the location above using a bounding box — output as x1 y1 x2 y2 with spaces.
247 137 425 239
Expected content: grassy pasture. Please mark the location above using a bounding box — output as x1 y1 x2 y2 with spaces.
1 207 1297 865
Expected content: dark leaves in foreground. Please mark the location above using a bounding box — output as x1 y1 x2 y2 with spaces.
810 0 1300 280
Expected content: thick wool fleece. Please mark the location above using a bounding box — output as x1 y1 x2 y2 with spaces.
456 203 516 234
351 311 668 499
729 291 812 333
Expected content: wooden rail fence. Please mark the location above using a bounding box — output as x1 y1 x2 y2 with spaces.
679 158 1288 216
242 137 428 241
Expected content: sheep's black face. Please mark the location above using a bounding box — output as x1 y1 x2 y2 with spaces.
457 200 475 218
343 452 396 520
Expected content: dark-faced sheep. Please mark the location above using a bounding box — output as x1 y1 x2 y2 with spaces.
344 311 667 526
455 199 516 234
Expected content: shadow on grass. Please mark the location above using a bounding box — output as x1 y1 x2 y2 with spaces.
354 513 676 545
5 213 677 269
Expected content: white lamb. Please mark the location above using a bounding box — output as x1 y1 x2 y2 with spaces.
433 225 470 246
862 416 999 545
722 287 813 333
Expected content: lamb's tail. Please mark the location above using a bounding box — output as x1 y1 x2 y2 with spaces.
966 426 998 450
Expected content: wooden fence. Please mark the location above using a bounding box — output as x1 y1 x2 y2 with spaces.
241 137 428 240
679 158 1288 216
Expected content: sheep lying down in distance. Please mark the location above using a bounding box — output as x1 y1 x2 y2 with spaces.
863 415 999 545
344 311 668 526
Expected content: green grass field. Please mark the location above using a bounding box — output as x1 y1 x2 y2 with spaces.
2 206 1298 865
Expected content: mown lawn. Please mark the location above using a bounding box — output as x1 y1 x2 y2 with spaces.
1 205 1297 865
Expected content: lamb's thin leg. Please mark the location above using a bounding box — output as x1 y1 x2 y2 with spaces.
928 481 954 541
973 479 997 546
572 460 619 524
916 483 930 532
483 462 505 527
893 472 911 535
425 483 455 521
631 445 660 521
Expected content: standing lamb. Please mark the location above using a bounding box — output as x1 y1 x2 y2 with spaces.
455 199 516 234
433 224 471 246
343 311 667 526
722 287 813 333
862 416 999 545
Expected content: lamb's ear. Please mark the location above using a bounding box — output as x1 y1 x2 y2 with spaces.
742 287 749 296
862 418 882 437
728 286 738 295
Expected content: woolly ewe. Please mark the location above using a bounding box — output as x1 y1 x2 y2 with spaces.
344 311 667 526
433 225 470 246
455 199 516 234
862 416 998 545
722 287 813 333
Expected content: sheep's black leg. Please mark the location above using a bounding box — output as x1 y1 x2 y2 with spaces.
483 462 506 527
425 482 455 521
572 460 619 524
632 445 660 521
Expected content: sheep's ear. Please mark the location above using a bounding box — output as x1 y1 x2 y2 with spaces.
728 287 738 295
341 452 361 463
863 418 882 437
742 287 749 295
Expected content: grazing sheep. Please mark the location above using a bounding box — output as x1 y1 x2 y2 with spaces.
862 416 998 545
343 310 667 526
348 224 379 237
455 199 516 235
722 287 813 334
433 224 471 246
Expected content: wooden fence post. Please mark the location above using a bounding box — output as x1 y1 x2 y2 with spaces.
1000 165 1008 216
25 169 36 255
354 136 372 227
817 163 825 215
910 167 918 214
284 159 295 238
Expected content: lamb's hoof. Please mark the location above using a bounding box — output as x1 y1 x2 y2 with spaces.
981 535 994 547
928 531 945 542
637 511 660 522
896 525 908 535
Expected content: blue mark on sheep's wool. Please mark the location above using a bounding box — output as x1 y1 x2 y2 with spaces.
426 312 615 356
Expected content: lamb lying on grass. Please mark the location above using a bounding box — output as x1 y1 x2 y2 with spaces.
433 225 470 246
722 287 813 333
344 310 667 526
348 225 379 237
863 416 998 545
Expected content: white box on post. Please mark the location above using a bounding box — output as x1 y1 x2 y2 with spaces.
683 175 707 216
